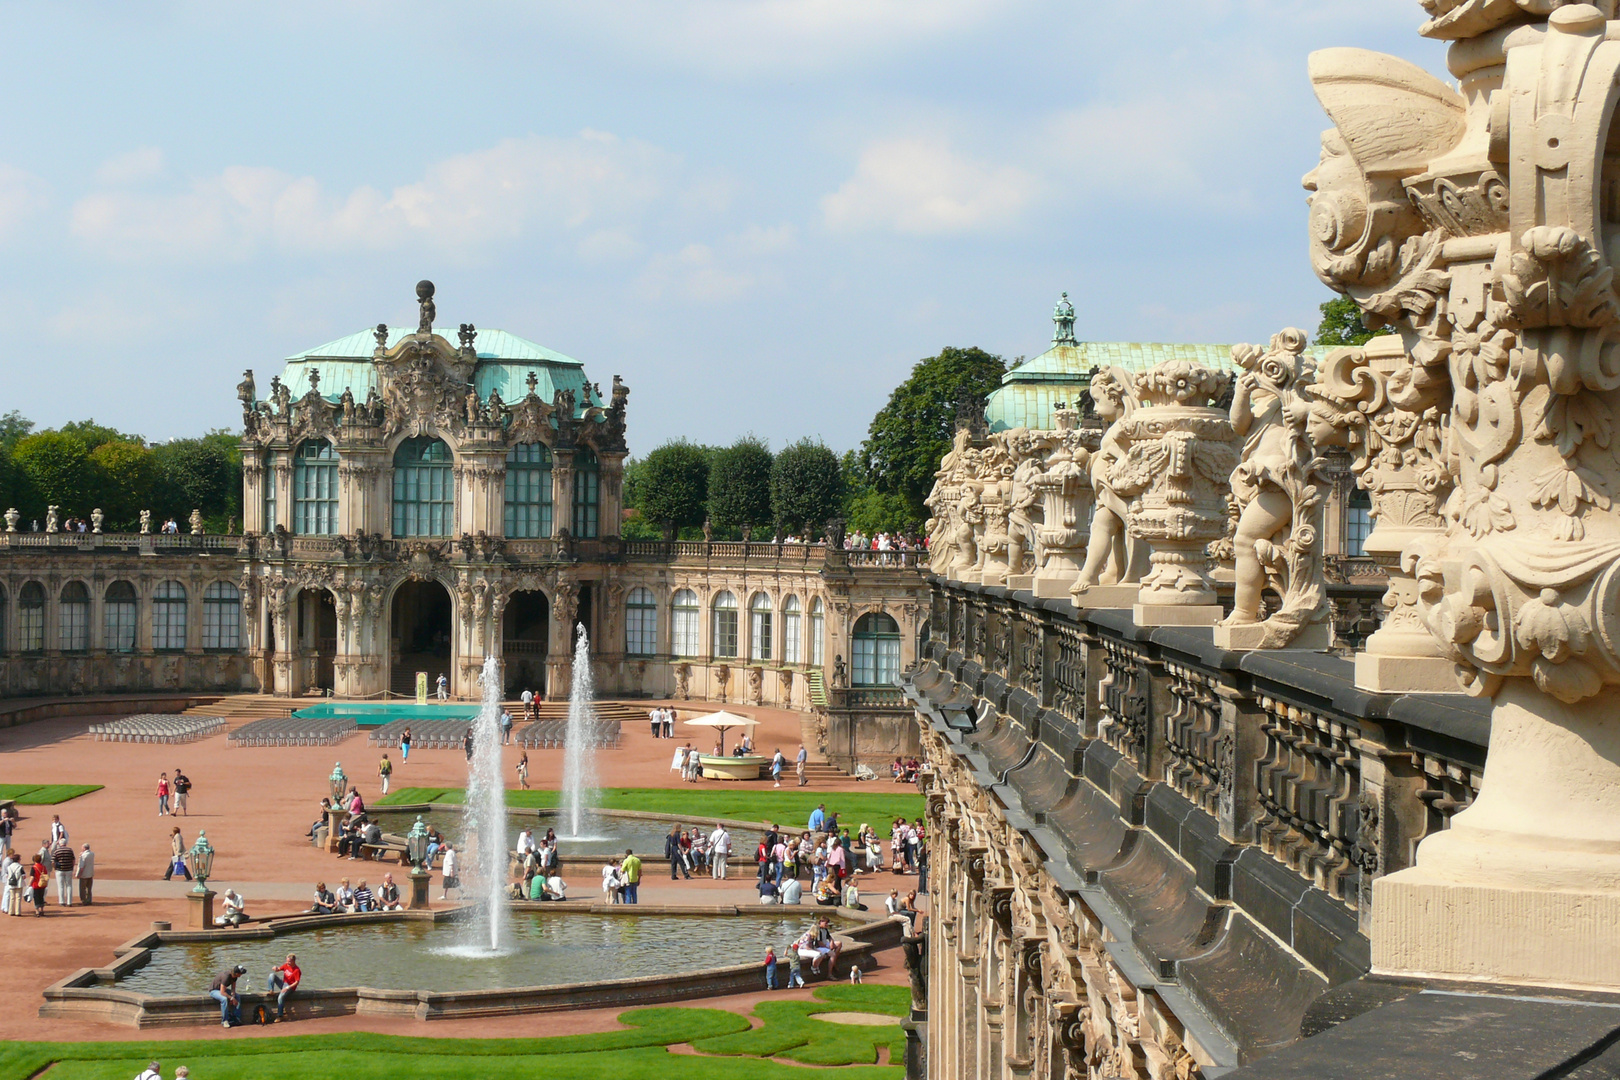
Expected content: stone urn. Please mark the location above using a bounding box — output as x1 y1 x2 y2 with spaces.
1114 361 1237 625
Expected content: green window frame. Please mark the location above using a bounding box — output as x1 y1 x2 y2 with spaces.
393 437 454 537
852 611 901 686
504 443 554 538
572 449 600 538
294 440 339 535
711 590 738 659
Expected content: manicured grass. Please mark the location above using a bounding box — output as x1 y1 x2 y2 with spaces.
378 786 925 829
1 987 906 1079
0 783 102 804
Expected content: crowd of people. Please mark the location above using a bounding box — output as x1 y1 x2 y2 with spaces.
0 808 93 917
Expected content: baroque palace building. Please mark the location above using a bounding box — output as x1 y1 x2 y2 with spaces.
0 281 927 768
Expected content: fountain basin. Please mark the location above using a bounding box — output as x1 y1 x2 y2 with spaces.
41 904 903 1028
696 755 768 781
370 808 700 859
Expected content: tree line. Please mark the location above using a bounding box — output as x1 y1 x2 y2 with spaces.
0 412 242 533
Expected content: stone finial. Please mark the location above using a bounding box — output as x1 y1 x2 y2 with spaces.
374 323 389 351
416 280 435 334
1051 291 1077 346
458 323 477 351
525 371 539 396
4 508 16 533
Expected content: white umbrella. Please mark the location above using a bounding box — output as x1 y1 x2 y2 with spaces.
682 710 759 754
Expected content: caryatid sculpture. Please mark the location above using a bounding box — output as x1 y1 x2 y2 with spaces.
1213 329 1333 650
1307 5 1620 988
1071 367 1149 607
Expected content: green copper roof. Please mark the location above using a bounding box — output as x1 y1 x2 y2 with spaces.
276 326 601 416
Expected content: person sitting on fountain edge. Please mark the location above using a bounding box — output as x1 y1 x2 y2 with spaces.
311 882 336 914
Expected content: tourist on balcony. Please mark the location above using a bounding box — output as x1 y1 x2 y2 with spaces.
310 882 336 914
165 827 192 881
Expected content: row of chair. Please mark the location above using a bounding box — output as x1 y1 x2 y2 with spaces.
228 715 358 748
89 714 225 743
518 719 622 750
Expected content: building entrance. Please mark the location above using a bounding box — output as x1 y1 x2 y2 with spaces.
503 590 549 698
298 589 337 692
391 580 452 696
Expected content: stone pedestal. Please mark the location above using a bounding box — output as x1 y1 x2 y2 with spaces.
325 807 345 854
1354 651 1460 693
1372 683 1620 989
1215 620 1332 651
187 888 216 930
1004 574 1034 593
1134 603 1224 628
1069 585 1139 610
408 869 431 910
1032 573 1078 599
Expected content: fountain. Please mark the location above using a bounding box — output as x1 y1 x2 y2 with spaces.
456 655 508 954
561 625 598 838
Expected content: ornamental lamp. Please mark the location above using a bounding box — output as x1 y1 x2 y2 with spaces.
329 763 348 803
186 830 215 893
406 815 430 871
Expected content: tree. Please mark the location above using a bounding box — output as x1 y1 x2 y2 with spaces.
151 433 241 530
0 411 34 451
708 436 774 531
845 489 916 537
770 439 843 537
90 439 157 530
858 345 1006 525
637 441 711 537
12 431 92 518
59 419 144 454
1315 295 1388 347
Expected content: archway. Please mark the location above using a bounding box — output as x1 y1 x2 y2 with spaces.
503 590 550 697
298 589 337 692
391 579 452 696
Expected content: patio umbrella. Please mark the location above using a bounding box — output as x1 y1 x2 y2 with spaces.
682 710 759 755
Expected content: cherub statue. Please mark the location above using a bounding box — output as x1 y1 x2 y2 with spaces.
1073 368 1146 589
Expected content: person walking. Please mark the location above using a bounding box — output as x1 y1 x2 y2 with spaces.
440 844 460 900
436 673 449 701
75 843 94 905
516 752 530 790
378 753 393 797
156 773 171 816
709 824 731 880
172 769 192 815
796 744 808 787
28 855 48 915
400 727 412 763
463 728 474 762
50 840 75 906
665 825 690 880
165 827 192 881
621 849 642 904
499 709 514 746
48 815 67 845
520 687 534 722
2 850 21 915
771 749 785 788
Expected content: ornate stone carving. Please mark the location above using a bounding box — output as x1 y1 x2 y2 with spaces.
1073 367 1149 597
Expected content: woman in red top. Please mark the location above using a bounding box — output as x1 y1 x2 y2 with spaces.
28 856 47 915
156 773 171 816
268 953 301 1020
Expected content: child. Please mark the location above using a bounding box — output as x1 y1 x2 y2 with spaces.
787 950 805 988
764 946 778 990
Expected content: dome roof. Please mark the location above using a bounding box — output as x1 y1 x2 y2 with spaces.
277 325 602 417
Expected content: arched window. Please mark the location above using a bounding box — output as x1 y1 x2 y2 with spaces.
294 439 339 535
671 589 699 657
262 450 278 530
749 592 773 662
809 597 825 667
711 590 738 659
393 437 454 537
105 581 137 654
782 594 803 664
504 443 554 539
625 587 657 656
59 582 89 653
203 581 241 651
1346 489 1372 557
853 612 901 686
572 448 600 538
153 580 188 652
18 582 44 653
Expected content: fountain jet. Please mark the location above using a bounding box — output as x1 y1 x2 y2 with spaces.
562 626 598 838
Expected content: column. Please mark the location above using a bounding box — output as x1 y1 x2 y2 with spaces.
551 450 575 537
597 450 627 538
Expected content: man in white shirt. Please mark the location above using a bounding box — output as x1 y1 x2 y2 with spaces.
517 829 536 856
781 876 803 904
709 825 731 879
75 843 94 905
649 708 661 738
520 687 535 721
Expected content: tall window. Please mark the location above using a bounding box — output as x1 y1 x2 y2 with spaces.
18 582 44 653
153 580 188 652
59 582 89 653
626 587 657 656
711 590 738 659
853 612 901 686
504 443 554 538
671 589 699 657
393 437 454 537
105 581 137 653
293 440 339 535
203 581 241 651
809 597 825 667
262 451 278 530
572 449 600 538
783 595 803 664
1346 490 1373 557
749 593 773 662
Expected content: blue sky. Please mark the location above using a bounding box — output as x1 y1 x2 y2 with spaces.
1 0 1430 456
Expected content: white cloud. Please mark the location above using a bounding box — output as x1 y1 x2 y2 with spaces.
70 132 680 260
821 139 1039 236
96 147 165 185
638 223 797 302
0 164 50 240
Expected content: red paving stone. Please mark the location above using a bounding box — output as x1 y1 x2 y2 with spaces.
0 697 924 1044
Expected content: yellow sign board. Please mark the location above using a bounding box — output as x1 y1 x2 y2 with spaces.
415 672 428 705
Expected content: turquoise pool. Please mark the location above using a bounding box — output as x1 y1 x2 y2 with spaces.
292 702 479 726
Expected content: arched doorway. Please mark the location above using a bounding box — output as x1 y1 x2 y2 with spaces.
392 579 452 696
299 589 337 692
504 590 550 697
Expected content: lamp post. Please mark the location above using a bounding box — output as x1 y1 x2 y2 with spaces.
405 815 432 910
325 764 348 853
185 830 216 929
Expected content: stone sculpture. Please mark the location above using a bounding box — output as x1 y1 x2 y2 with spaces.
1071 367 1150 607
1305 4 1620 988
139 509 151 535
91 508 103 534
45 505 58 534
1003 429 1049 587
1029 408 1094 598
3 508 15 533
416 279 435 334
1213 329 1332 649
190 509 204 536
1112 360 1236 626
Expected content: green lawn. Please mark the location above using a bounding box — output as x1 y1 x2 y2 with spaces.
378 786 924 829
0 783 102 805
0 986 906 1079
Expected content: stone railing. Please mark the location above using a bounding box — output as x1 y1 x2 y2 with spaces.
829 685 909 710
0 532 245 554
622 539 829 567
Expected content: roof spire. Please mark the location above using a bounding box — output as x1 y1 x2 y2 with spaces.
1052 291 1077 346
